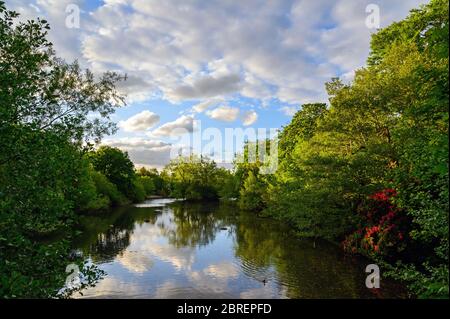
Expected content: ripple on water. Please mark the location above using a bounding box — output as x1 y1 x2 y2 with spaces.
134 198 182 208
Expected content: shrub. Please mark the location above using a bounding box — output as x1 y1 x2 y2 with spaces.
342 189 409 257
139 176 156 195
91 170 127 206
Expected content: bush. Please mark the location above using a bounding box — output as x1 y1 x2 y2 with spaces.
91 170 126 206
162 155 222 200
342 189 410 257
238 171 266 211
139 176 156 195
88 146 136 200
130 178 146 203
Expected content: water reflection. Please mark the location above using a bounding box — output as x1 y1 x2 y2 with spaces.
72 199 405 298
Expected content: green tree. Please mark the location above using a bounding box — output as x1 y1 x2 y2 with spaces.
256 0 448 297
88 146 137 201
278 103 327 163
367 0 448 298
238 171 266 211
163 155 222 200
0 1 123 297
137 167 164 195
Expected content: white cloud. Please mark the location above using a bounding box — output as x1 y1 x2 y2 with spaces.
279 106 298 116
116 75 156 103
168 73 242 101
72 277 145 298
118 110 160 132
192 99 222 113
241 110 258 126
152 115 195 137
153 280 181 299
240 286 279 299
116 250 154 273
205 106 258 126
206 105 240 122
102 137 172 168
102 137 169 150
203 262 240 280
4 0 86 63
5 0 429 107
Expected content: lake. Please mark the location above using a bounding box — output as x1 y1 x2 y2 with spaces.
72 198 406 298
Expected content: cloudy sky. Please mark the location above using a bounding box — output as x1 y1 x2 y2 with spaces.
6 0 428 168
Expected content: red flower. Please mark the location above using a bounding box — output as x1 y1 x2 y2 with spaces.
341 187 406 256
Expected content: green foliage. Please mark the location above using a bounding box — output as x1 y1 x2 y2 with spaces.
131 178 146 203
138 176 156 195
0 1 123 298
238 171 266 211
77 166 129 211
368 0 448 298
233 0 449 297
1 127 83 235
0 0 447 299
136 167 165 195
0 6 124 143
386 262 449 299
216 168 240 200
264 102 365 239
278 103 327 163
368 0 449 65
374 2 446 297
86 147 159 204
72 158 105 212
163 155 223 200
90 169 126 206
88 146 137 200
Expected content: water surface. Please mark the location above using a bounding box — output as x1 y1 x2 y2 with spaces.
73 198 405 298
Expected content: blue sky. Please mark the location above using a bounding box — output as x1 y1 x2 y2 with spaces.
6 0 429 168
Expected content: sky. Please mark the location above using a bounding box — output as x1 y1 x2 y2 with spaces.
5 0 429 169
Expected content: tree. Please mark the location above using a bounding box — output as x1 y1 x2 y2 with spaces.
0 1 124 297
278 103 327 163
137 167 164 195
366 0 448 298
0 5 125 144
243 0 448 297
238 171 266 211
216 167 240 200
163 155 222 200
88 146 138 201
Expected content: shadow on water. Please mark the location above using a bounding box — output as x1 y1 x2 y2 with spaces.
72 199 407 299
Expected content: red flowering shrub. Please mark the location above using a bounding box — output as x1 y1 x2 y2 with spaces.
342 188 408 257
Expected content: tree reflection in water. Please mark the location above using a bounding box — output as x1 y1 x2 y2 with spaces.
72 199 406 298
74 206 157 262
158 201 230 248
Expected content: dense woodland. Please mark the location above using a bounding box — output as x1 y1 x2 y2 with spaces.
0 0 448 298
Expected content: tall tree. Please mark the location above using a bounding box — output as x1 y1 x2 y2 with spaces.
0 1 124 298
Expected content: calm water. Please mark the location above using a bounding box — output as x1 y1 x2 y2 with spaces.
72 198 405 299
